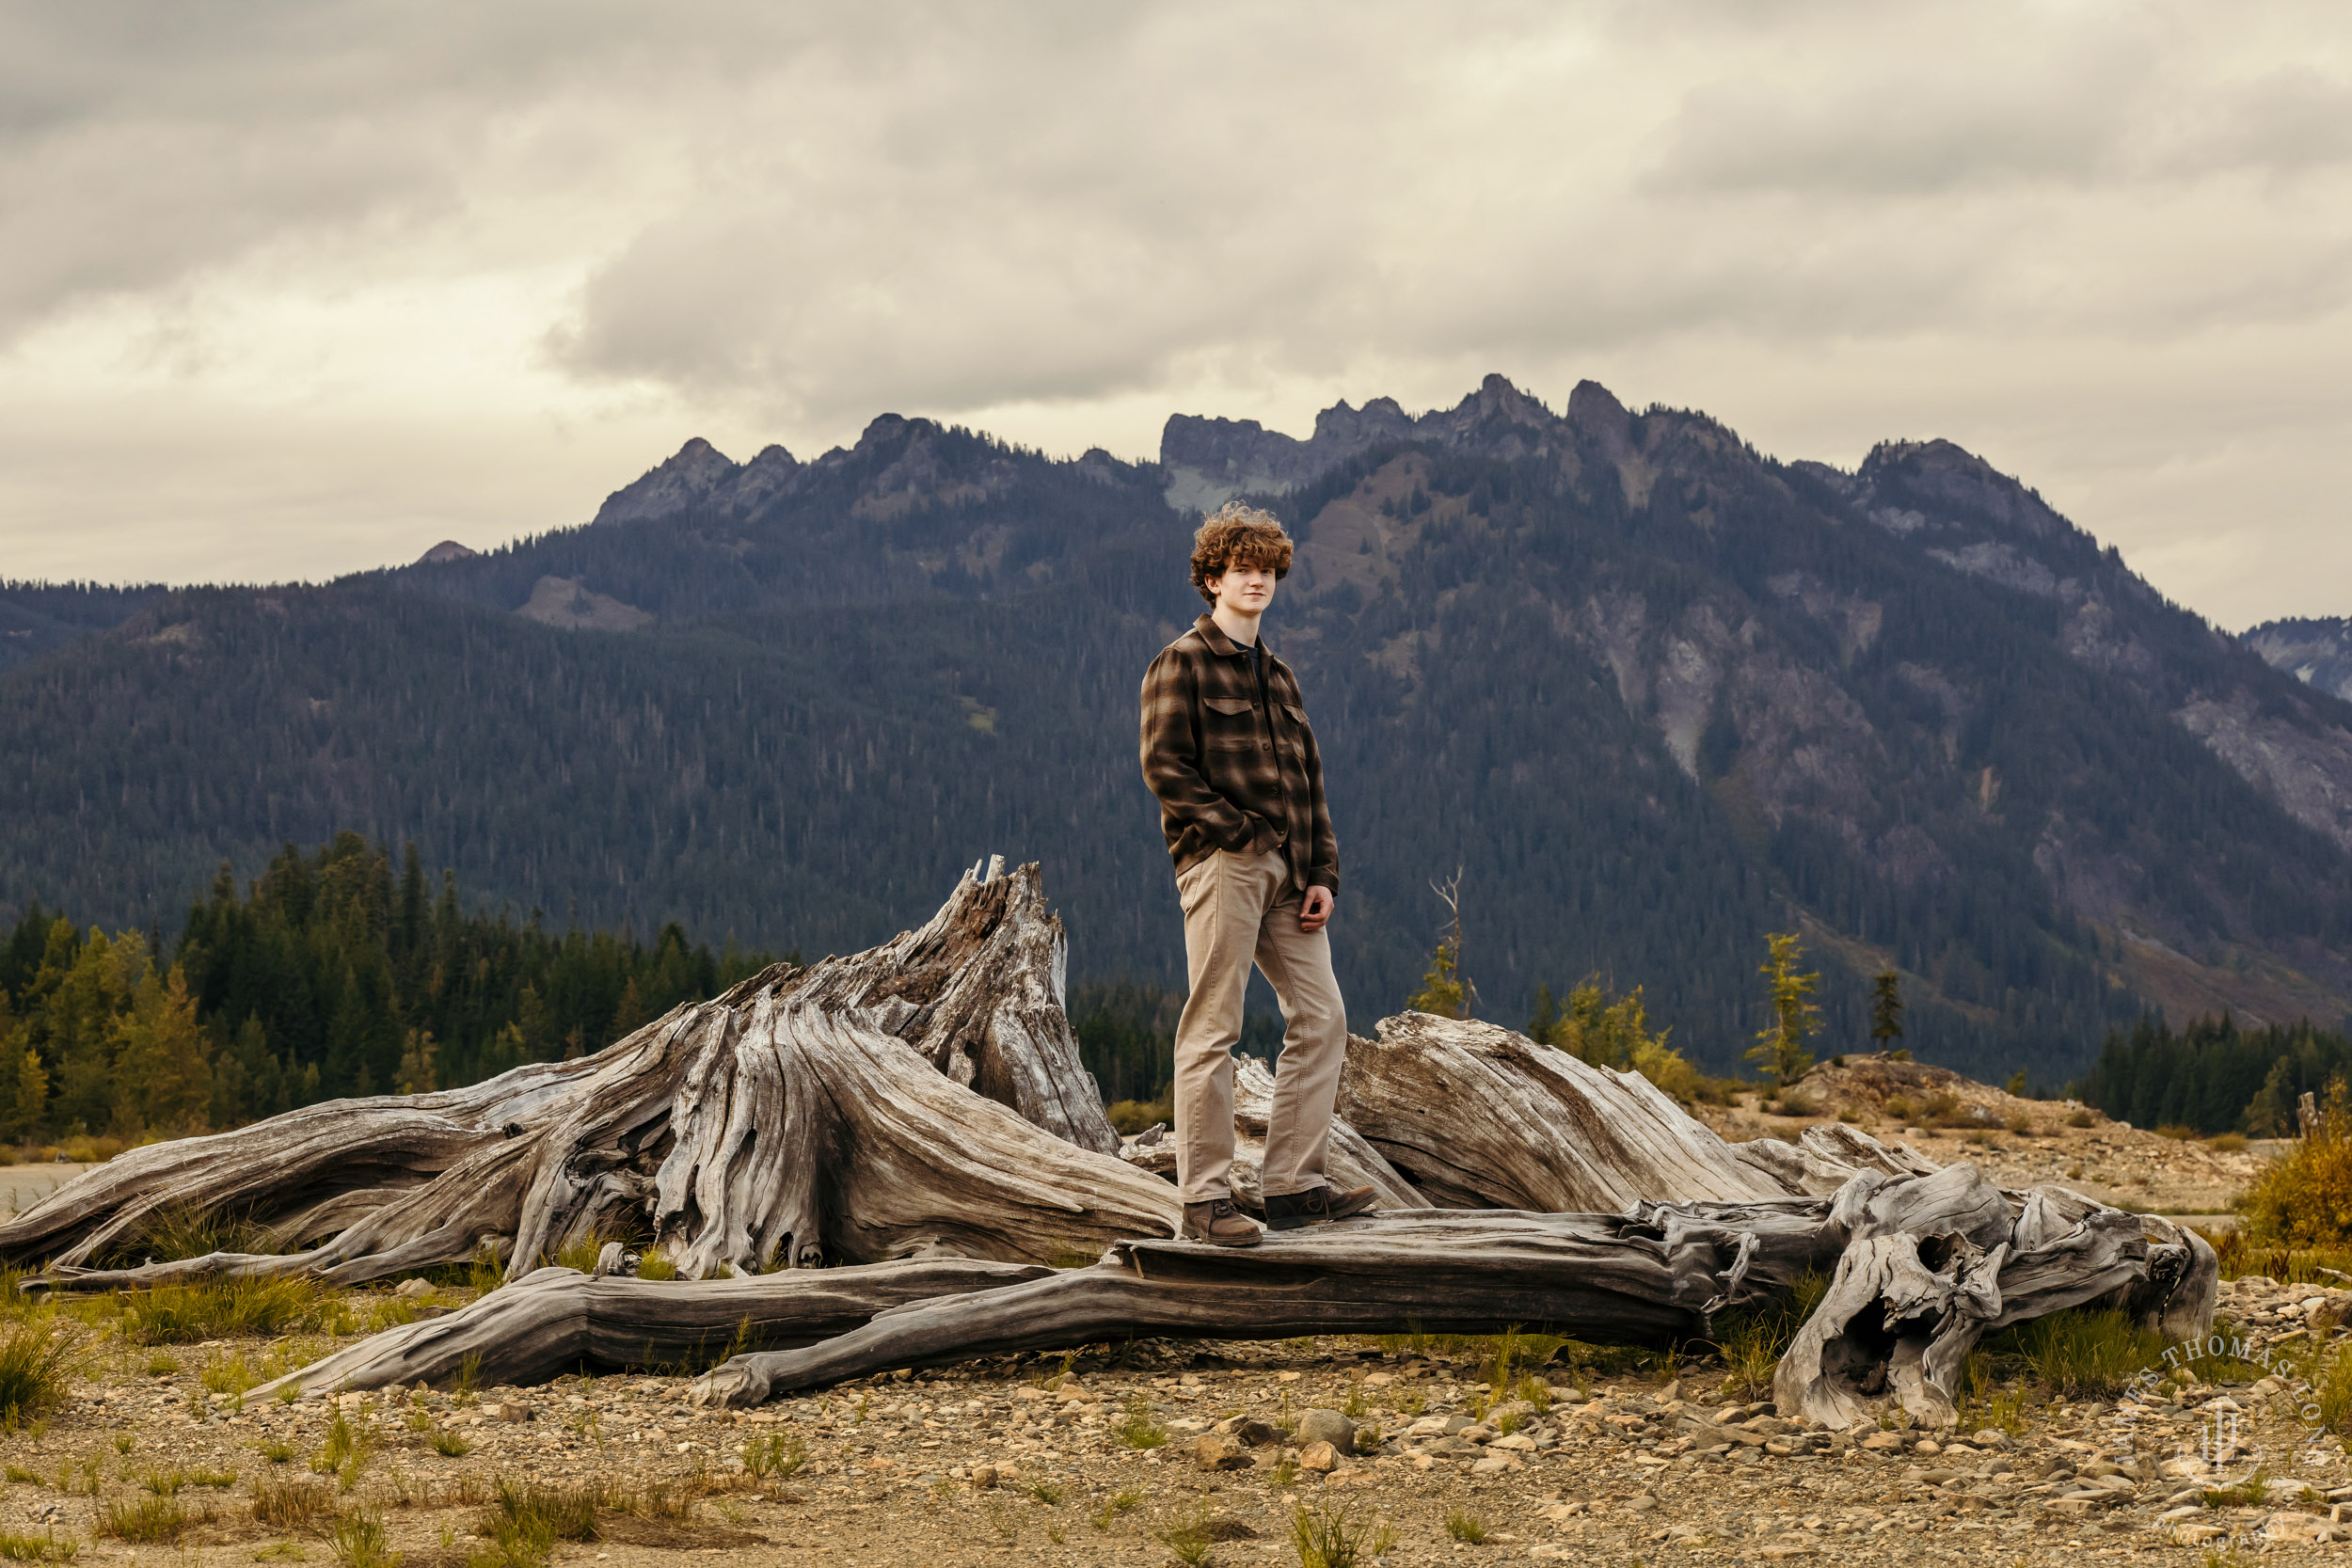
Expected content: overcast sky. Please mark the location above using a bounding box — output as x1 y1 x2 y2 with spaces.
2 1 2346 628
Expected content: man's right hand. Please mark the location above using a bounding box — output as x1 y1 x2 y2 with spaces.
1300 885 1334 934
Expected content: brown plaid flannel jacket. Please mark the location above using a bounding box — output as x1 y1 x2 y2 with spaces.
1139 613 1340 895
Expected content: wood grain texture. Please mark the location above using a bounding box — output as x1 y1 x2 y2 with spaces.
246 1258 1052 1398
8 863 1152 1286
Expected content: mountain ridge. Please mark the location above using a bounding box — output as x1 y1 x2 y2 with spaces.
3 374 2349 1089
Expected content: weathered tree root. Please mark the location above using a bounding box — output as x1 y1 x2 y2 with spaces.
1334 1012 1935 1210
8 863 1152 1285
246 1257 1051 1400
676 1164 2214 1426
1776 1176 2215 1428
680 1199 1845 1407
0 858 2216 1432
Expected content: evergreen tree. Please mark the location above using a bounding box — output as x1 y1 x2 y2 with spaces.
1870 972 1905 1053
1747 933 1820 1090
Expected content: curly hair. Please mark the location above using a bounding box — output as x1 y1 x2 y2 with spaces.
1188 502 1294 604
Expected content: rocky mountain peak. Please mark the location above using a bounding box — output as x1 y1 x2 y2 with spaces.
592 436 801 528
1160 373 1596 514
1564 379 1633 457
592 436 744 527
414 540 478 566
1858 438 2069 543
2247 616 2352 704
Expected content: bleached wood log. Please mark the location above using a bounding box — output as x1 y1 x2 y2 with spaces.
6 862 1152 1286
1118 1055 1425 1213
685 1201 1848 1406
1334 1013 1928 1211
246 1258 1051 1399
1774 1167 2217 1429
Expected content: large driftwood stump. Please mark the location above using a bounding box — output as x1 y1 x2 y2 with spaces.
1 861 2216 1431
7 861 1154 1285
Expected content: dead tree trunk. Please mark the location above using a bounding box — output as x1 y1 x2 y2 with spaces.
247 1257 1052 1398
1334 1011 1936 1210
684 1200 1849 1408
8 861 1152 1285
2 862 2215 1432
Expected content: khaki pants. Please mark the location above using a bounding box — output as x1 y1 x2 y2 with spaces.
1170 847 1349 1205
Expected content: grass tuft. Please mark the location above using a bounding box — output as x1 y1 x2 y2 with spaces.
1444 1508 1487 1544
1290 1501 1394 1568
1708 1272 1828 1399
2202 1469 2271 1508
98 1496 193 1544
0 1531 75 1562
121 1277 323 1344
329 1510 396 1568
1989 1308 2167 1398
0 1323 84 1428
117 1202 275 1265
251 1476 336 1532
1089 1487 1141 1532
1152 1501 1215 1567
1112 1393 1168 1449
739 1433 803 1478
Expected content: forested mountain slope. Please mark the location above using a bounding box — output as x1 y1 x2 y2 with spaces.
4 378 2349 1085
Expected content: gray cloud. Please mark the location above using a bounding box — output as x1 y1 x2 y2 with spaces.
0 0 2346 627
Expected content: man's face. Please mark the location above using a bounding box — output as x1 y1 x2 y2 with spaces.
1209 561 1278 614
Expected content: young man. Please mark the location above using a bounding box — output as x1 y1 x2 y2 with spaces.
1138 502 1376 1246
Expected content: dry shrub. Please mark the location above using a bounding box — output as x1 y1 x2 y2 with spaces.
251 1476 336 1532
2241 1079 2352 1247
1105 1096 1171 1135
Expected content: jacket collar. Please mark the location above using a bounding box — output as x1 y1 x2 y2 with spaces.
1194 612 1271 660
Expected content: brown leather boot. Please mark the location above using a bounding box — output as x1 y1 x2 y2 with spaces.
1262 1183 1378 1230
1181 1196 1263 1247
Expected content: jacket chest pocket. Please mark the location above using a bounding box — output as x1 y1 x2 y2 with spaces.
1202 696 1263 752
1277 703 1310 758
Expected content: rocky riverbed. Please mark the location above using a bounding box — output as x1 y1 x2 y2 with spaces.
8 1265 2352 1567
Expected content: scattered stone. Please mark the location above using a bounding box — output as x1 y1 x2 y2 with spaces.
392 1277 437 1300
1213 1415 1279 1446
1298 1439 1339 1472
1295 1407 1356 1451
968 1465 997 1490
1192 1432 1252 1470
1859 1431 1905 1450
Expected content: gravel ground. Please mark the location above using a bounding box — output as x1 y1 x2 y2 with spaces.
8 1267 2352 1567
